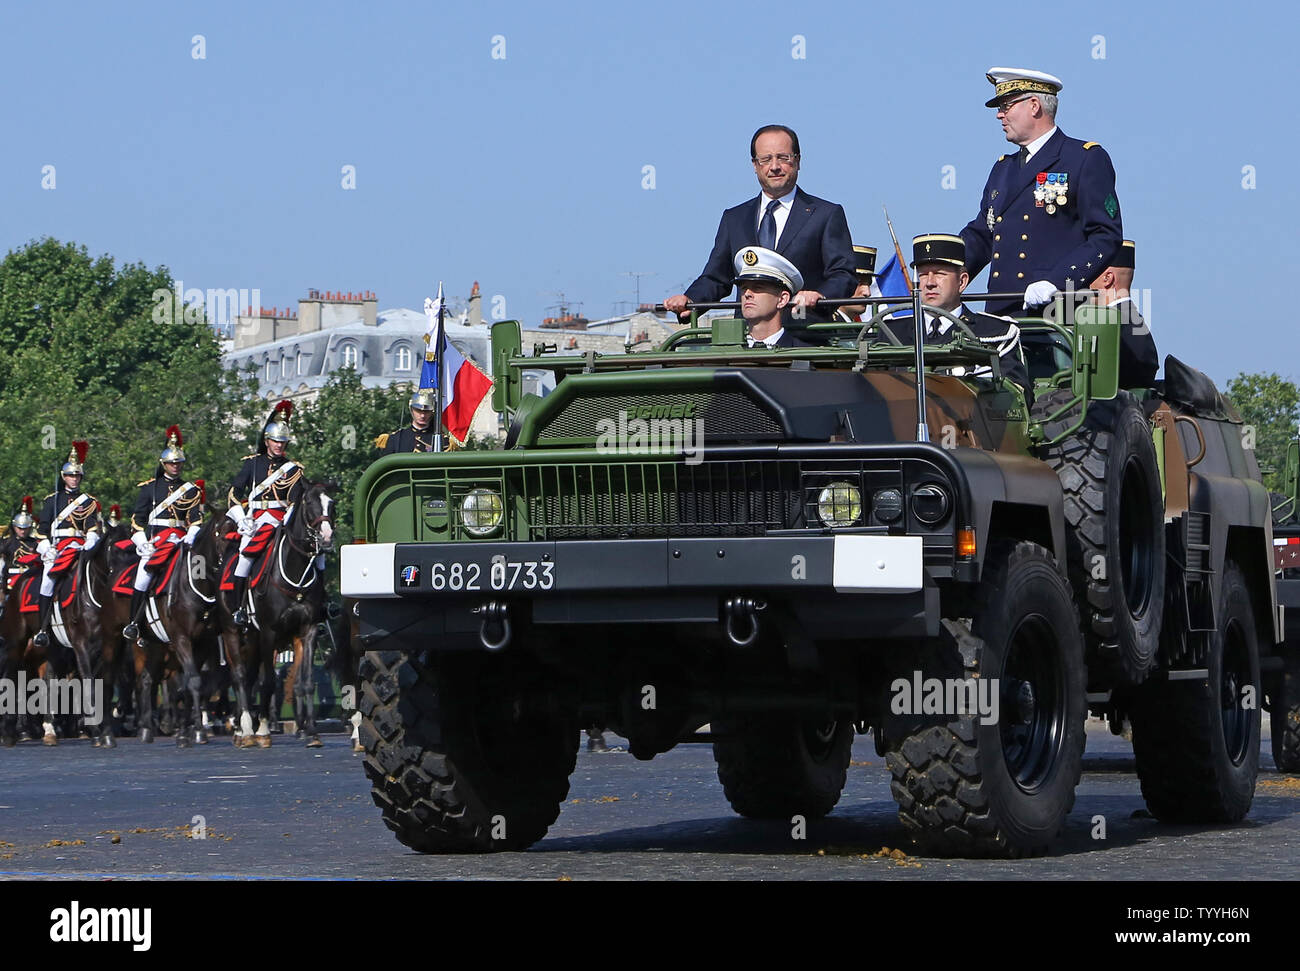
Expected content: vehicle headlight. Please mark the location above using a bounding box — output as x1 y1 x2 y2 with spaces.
873 488 904 524
461 488 504 536
911 484 950 525
816 481 862 528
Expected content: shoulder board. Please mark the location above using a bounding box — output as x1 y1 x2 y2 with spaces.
998 154 1007 162
241 453 259 460
42 492 56 501
1083 141 1100 149
373 433 391 450
136 478 154 487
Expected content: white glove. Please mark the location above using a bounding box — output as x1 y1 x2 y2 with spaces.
225 504 246 526
1023 280 1058 308
41 547 56 567
184 524 201 546
36 539 50 556
237 517 256 537
132 530 147 550
83 531 99 551
140 542 155 558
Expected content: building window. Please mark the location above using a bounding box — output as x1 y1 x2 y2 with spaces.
297 351 307 376
281 354 291 378
342 344 358 369
395 345 412 372
265 359 274 382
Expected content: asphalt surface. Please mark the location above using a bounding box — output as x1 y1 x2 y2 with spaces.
0 720 1296 881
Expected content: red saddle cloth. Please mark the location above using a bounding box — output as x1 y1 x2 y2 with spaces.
219 526 278 592
5 553 38 591
49 537 84 577
110 535 185 597
17 568 78 612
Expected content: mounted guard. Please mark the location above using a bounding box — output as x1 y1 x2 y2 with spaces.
33 442 101 649
1 497 41 595
225 399 306 627
122 425 205 641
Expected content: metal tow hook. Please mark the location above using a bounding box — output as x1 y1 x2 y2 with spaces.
723 597 766 648
473 602 512 652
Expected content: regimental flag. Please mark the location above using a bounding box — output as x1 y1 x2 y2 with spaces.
422 283 494 444
876 253 911 299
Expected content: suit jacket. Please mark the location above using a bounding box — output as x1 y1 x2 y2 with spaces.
961 129 1123 316
882 306 1031 395
1112 297 1158 389
685 187 856 323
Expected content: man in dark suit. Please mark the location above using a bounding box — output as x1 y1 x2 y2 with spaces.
961 68 1123 317
664 124 856 325
1089 240 1158 388
883 234 1031 395
732 246 808 347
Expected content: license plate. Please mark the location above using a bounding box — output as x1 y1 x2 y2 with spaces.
428 558 555 592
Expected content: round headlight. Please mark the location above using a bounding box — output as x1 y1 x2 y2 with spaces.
911 484 950 525
873 488 904 523
461 488 504 536
816 481 862 528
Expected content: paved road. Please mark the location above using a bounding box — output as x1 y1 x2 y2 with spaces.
0 721 1296 880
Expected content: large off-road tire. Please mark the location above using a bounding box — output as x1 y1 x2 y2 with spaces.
358 650 578 852
712 716 853 819
886 541 1086 857
1035 389 1165 686
1130 562 1261 821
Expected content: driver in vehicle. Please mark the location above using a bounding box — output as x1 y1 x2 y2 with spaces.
883 233 1031 395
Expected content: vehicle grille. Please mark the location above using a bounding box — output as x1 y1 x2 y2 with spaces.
535 392 784 444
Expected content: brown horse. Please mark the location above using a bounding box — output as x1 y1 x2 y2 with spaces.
218 482 335 748
116 514 226 747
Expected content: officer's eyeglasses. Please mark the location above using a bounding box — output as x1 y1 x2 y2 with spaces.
994 96 1034 113
753 154 798 166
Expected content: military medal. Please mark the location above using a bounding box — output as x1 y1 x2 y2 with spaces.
1046 203 1056 214
986 205 995 231
1034 171 1048 207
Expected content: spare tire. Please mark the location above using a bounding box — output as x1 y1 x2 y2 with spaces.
1034 389 1165 686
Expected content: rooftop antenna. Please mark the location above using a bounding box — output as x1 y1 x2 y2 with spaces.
623 270 656 309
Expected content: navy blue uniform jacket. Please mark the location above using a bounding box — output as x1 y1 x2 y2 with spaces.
685 187 856 322
961 129 1122 316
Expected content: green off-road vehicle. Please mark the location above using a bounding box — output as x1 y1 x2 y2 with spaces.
342 294 1282 857
1267 441 1300 772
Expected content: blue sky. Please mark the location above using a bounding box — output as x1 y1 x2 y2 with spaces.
3 0 1294 385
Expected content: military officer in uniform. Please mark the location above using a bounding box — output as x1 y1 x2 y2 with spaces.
33 442 101 648
226 400 306 627
836 245 879 323
961 68 1123 317
733 246 808 348
123 426 205 640
1 497 41 597
377 388 438 453
1088 240 1158 388
883 234 1031 395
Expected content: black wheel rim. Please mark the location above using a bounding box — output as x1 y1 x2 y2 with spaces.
1220 622 1252 765
1119 453 1155 616
802 719 839 763
1000 614 1066 792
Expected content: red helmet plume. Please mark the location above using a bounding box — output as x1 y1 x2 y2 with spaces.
195 479 206 505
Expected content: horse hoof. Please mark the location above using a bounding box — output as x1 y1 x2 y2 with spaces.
235 734 256 748
141 729 154 744
92 737 102 748
305 736 323 748
177 735 192 749
255 735 272 749
104 735 116 749
352 741 365 753
196 731 208 745
43 734 57 746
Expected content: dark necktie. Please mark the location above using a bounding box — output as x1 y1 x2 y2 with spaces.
1018 146 1029 167
758 199 780 249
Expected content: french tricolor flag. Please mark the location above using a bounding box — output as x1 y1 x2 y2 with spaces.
421 283 494 444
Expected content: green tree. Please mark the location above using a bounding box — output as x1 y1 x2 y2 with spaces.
0 238 257 518
1225 372 1300 490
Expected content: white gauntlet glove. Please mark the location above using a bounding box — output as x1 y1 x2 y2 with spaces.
83 531 100 551
1022 280 1058 308
237 517 256 537
184 524 201 546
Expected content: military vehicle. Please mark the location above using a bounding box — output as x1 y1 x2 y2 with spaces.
1267 441 1300 773
342 293 1280 857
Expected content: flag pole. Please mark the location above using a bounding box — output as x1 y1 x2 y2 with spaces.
433 283 446 453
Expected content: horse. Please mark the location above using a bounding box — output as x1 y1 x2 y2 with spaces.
75 519 134 747
326 596 363 752
115 514 227 747
218 481 335 748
